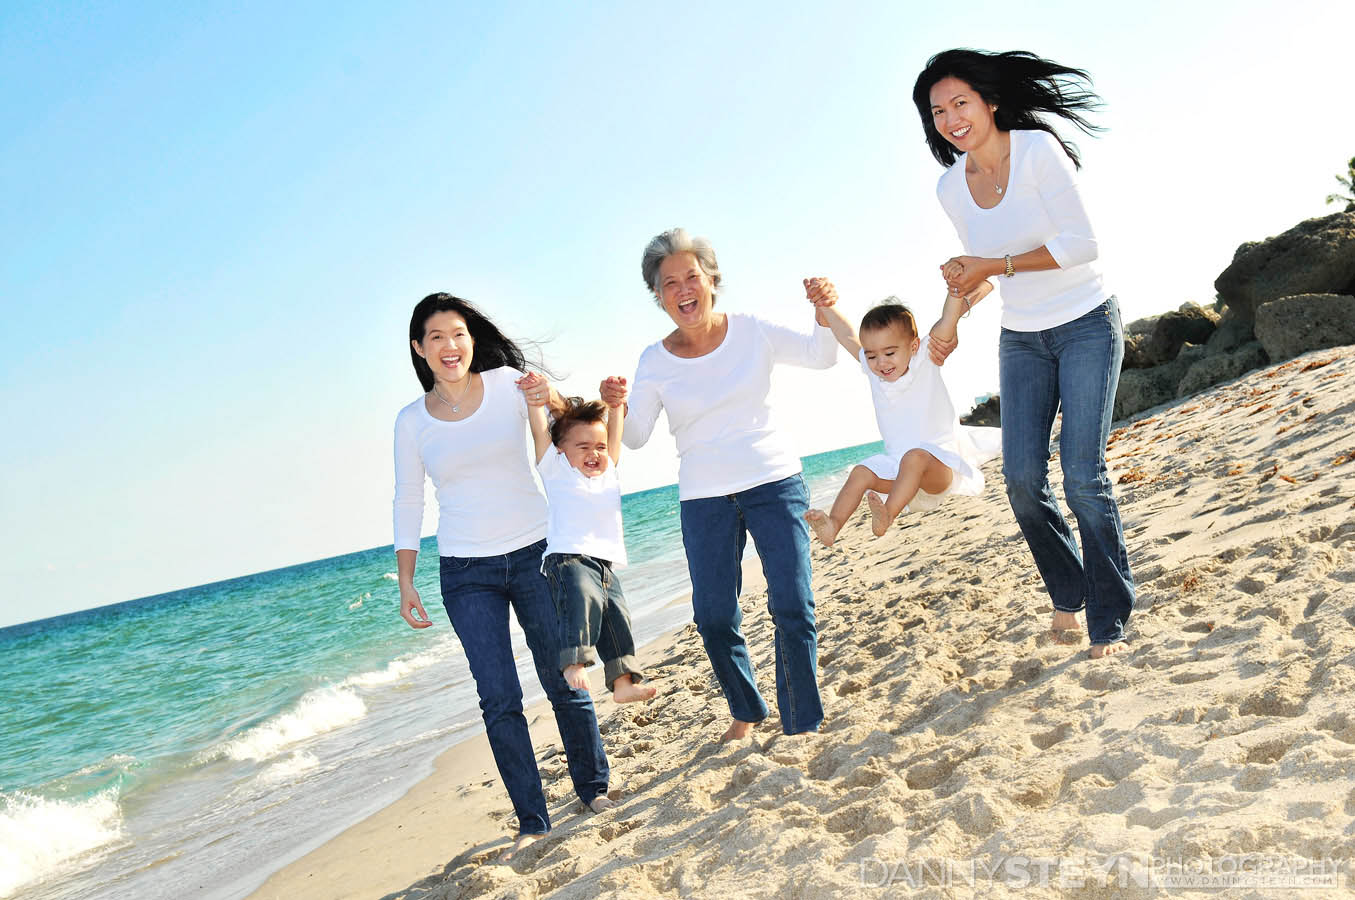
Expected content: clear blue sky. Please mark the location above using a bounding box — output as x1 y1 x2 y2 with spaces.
2 0 1351 627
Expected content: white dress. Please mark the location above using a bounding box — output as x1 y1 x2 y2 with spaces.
857 337 1002 512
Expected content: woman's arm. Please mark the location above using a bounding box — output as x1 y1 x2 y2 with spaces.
940 132 1099 297
393 413 432 629
614 361 662 450
759 305 839 370
396 548 432 629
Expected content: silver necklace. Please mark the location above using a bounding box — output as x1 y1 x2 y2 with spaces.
433 379 472 413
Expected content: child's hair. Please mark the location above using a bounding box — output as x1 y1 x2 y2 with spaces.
859 298 918 341
550 397 609 447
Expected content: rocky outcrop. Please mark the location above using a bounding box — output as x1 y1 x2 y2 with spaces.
1177 341 1269 398
1114 344 1206 420
960 395 1000 427
1214 211 1355 323
1203 306 1254 356
1254 293 1355 361
1142 304 1218 366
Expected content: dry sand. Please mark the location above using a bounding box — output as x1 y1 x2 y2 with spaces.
255 346 1355 899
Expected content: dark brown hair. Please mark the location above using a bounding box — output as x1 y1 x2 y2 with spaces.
860 299 917 341
550 397 609 447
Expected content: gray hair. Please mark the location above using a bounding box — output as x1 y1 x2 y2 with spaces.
641 227 723 307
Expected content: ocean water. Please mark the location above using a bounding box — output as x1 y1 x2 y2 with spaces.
0 440 881 900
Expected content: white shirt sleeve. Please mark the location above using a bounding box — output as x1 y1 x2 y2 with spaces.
757 314 839 369
1030 131 1099 269
938 176 971 252
392 408 426 552
622 349 663 450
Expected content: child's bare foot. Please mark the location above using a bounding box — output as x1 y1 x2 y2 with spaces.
563 664 589 691
866 491 894 537
1050 610 1083 643
804 509 840 547
499 832 543 863
1088 641 1129 659
612 674 656 704
588 795 615 813
720 720 755 743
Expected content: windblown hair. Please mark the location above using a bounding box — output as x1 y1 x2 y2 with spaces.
912 48 1103 169
860 298 918 341
408 293 529 392
550 397 609 447
641 227 723 308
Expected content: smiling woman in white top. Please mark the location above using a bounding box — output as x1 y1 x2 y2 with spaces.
599 228 838 743
912 48 1136 659
391 292 612 860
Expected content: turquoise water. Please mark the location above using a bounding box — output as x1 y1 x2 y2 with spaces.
0 440 880 900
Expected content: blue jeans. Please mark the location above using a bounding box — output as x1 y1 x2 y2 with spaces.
439 539 609 834
542 553 642 691
998 297 1136 645
679 473 823 734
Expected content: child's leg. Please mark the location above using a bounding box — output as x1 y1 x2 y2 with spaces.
543 554 602 691
805 465 892 546
868 450 955 536
594 565 656 704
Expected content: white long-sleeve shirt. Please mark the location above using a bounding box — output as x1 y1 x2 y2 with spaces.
623 312 838 500
937 128 1108 332
392 366 547 557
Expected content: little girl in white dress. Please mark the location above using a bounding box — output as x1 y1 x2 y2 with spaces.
805 283 1001 545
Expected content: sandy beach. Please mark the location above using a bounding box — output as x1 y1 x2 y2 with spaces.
253 345 1355 899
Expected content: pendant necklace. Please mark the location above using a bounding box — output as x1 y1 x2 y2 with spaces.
433 378 473 413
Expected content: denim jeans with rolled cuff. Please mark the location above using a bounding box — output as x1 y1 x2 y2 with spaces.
439 539 609 835
998 297 1136 645
542 552 643 691
678 473 823 735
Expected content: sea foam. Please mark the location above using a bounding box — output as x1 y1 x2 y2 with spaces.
217 687 367 762
343 649 444 688
0 790 123 898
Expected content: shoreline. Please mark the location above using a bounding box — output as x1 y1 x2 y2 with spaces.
248 560 768 900
250 346 1355 899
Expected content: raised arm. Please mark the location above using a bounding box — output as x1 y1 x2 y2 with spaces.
518 372 553 463
928 280 993 365
604 382 625 465
803 277 862 359
614 362 662 450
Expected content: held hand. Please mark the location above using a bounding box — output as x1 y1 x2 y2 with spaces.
400 584 433 629
599 376 629 408
928 332 958 366
941 256 993 298
516 372 551 408
802 276 838 308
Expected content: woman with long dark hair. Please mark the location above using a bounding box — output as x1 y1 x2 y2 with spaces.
393 293 613 859
912 49 1135 657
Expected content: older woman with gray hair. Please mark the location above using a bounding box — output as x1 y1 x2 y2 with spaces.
599 228 839 741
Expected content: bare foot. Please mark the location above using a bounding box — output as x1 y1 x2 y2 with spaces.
562 664 589 691
498 832 543 863
866 491 894 537
720 720 755 743
588 795 615 813
1088 641 1129 659
612 674 657 704
804 509 840 547
1050 610 1083 643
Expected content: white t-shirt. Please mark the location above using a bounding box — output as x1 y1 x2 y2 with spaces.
392 366 547 557
623 312 838 501
937 128 1108 332
863 337 959 461
537 449 627 567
